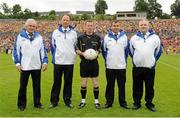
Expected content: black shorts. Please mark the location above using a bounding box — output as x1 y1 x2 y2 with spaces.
80 59 99 78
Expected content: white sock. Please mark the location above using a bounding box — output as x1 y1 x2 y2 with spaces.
94 99 99 104
81 99 85 103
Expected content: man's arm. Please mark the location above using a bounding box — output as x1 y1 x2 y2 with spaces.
128 37 135 58
40 38 48 71
101 36 107 60
12 36 21 72
155 36 163 61
76 36 85 56
50 32 55 54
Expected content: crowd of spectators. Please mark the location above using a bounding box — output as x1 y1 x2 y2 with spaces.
0 19 179 54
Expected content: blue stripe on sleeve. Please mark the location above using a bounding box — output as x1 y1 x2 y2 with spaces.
13 37 20 64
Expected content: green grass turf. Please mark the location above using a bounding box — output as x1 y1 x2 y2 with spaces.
0 53 180 117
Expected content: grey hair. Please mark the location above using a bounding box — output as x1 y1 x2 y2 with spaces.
25 18 37 27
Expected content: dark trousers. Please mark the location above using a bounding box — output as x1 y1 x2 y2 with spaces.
17 70 41 108
105 69 127 105
133 67 155 105
50 64 74 105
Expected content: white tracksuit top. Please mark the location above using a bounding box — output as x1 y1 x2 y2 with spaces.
50 26 77 65
12 29 48 70
129 30 163 68
102 30 129 69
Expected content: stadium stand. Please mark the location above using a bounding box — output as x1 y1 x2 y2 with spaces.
0 19 179 54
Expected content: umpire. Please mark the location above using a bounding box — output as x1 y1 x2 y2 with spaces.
12 19 48 111
129 19 163 112
49 15 77 108
102 21 129 109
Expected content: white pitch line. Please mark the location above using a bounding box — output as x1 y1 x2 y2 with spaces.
159 61 180 71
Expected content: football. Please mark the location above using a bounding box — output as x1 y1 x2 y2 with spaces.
84 49 98 60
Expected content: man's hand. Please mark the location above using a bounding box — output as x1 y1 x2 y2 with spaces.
42 64 47 72
16 65 22 72
76 50 85 56
96 51 99 55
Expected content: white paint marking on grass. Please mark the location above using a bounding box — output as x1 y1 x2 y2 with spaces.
159 61 180 71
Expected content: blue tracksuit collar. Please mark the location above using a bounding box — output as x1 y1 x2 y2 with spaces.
20 28 39 41
108 29 126 40
136 29 155 39
58 25 73 33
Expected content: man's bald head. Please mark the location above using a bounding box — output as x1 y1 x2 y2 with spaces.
60 14 71 28
138 19 150 34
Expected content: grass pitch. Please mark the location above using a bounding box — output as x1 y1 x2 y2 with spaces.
0 53 180 117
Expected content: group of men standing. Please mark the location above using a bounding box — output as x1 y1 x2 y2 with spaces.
12 14 163 112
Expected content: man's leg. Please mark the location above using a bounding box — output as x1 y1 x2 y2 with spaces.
92 77 101 109
17 71 30 110
132 67 143 107
144 68 156 111
116 69 129 109
50 64 63 106
78 60 89 108
31 70 42 108
90 60 100 108
63 65 74 106
105 69 115 107
92 77 99 103
78 78 88 108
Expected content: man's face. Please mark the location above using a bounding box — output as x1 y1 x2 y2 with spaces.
85 22 94 34
26 21 36 34
61 15 70 28
111 22 120 34
139 20 149 33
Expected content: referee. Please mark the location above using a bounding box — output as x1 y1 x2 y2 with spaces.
76 21 101 109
